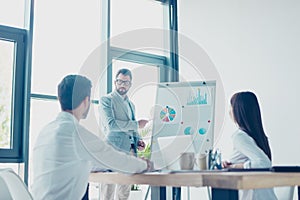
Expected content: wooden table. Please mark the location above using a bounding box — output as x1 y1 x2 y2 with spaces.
89 171 300 200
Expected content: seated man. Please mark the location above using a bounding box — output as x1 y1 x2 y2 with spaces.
31 74 152 200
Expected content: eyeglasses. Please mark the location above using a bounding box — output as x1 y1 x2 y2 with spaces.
115 79 131 86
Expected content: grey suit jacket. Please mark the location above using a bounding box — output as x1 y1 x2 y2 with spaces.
100 91 140 154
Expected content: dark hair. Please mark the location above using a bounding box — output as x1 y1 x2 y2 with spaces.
115 68 132 80
58 75 92 111
230 91 272 160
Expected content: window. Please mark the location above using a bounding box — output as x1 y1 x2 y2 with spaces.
28 0 178 190
110 0 167 56
112 60 159 119
28 99 59 183
102 2 178 184
29 0 102 185
0 0 26 28
0 40 14 149
0 26 26 161
32 0 102 95
104 0 178 89
0 0 32 184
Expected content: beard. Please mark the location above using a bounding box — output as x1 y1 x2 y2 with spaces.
82 104 90 119
117 87 128 96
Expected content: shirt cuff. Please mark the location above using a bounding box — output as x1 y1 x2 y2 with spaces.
244 161 251 169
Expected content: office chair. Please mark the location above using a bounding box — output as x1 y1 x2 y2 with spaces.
274 186 295 200
0 168 33 200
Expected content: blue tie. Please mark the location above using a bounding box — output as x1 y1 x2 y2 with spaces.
128 102 137 156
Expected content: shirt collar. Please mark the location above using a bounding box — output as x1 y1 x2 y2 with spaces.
57 111 79 124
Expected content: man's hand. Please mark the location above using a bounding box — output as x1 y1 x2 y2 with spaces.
222 160 244 169
138 119 148 129
222 160 232 168
143 159 154 172
229 163 244 169
137 140 145 151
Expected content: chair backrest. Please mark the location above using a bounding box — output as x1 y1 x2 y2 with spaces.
0 168 33 200
274 186 295 200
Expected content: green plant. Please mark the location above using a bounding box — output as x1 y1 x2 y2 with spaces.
139 125 152 138
137 143 151 159
0 100 10 148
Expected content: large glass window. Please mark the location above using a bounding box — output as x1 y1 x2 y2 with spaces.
0 0 31 184
32 0 102 95
0 26 27 162
112 59 159 156
110 0 167 56
0 0 26 28
111 0 163 37
28 0 176 193
105 0 175 158
29 0 103 186
112 59 158 120
0 40 14 149
28 99 60 183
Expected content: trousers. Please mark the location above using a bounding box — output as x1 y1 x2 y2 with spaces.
100 184 131 200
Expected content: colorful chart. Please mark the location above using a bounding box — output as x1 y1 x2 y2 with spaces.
184 126 194 135
198 128 207 135
160 106 176 122
186 88 208 105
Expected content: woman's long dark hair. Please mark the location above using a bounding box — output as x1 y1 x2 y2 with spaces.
230 91 272 160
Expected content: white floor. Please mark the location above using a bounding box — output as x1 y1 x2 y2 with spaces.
89 183 151 200
88 183 211 200
89 183 298 200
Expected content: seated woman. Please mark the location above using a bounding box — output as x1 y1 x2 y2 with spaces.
222 91 277 200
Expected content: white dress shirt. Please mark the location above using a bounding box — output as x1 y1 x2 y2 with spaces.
229 129 277 200
31 112 147 200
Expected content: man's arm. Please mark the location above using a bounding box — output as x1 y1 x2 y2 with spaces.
100 96 138 133
76 124 148 173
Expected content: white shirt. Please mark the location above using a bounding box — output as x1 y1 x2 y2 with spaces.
230 129 272 169
229 129 277 200
31 112 147 200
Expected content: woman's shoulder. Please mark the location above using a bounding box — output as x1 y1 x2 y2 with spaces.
233 129 247 136
232 129 251 141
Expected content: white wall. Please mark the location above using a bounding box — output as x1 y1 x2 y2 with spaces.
178 0 300 165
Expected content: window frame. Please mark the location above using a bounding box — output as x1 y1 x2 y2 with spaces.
24 0 178 186
102 0 179 93
102 2 179 199
0 25 27 162
107 46 167 93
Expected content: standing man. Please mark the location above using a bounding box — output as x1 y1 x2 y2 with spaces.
31 75 151 200
100 68 148 200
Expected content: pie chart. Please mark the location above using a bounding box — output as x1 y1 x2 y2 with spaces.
160 106 176 122
184 126 194 135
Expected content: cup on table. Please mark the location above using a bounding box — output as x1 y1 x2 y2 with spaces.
179 152 195 170
196 153 208 170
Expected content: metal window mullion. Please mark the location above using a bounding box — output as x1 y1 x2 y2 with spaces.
30 93 99 105
23 0 35 184
110 46 167 67
168 0 179 82
0 25 27 37
11 33 26 159
100 0 112 94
